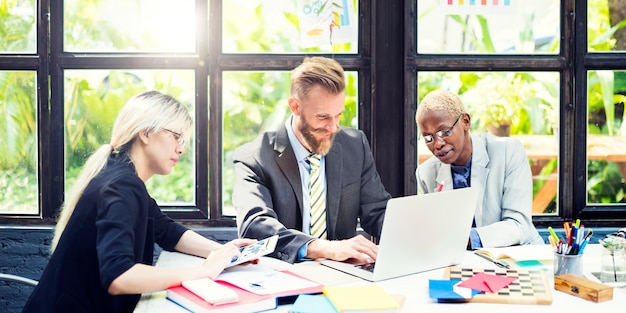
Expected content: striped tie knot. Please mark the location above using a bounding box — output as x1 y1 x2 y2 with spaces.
307 153 321 167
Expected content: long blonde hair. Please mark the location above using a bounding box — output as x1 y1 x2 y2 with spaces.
51 91 192 252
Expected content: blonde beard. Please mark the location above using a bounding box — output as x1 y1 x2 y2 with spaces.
316 136 334 155
297 114 338 155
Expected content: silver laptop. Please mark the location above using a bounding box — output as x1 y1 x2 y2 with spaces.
321 187 478 281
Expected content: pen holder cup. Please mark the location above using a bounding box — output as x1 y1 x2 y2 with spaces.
554 253 583 276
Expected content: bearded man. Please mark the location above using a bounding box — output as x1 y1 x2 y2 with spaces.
232 57 391 264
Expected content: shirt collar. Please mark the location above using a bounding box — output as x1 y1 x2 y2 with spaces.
451 155 472 178
285 115 311 163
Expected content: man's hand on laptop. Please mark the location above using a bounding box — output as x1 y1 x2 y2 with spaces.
306 235 378 263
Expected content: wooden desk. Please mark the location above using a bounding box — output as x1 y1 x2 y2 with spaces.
135 244 625 312
418 134 626 213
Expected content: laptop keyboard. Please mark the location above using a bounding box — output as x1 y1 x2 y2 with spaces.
356 262 376 272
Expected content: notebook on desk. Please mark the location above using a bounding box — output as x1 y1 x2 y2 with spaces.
321 187 478 281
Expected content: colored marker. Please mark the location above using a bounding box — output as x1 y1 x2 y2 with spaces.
548 235 557 251
548 226 559 244
564 222 570 239
578 239 589 255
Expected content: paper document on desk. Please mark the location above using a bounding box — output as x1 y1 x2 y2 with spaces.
475 245 553 262
474 245 553 271
217 265 321 296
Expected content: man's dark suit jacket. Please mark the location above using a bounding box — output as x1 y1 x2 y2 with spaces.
232 126 391 263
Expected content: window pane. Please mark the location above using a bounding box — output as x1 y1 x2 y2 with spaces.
587 70 626 205
588 0 626 52
417 0 560 54
223 0 358 54
0 0 36 53
64 0 195 53
417 71 560 215
64 70 196 206
221 70 359 216
0 71 38 214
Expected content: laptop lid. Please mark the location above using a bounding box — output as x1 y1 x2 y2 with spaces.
321 187 478 281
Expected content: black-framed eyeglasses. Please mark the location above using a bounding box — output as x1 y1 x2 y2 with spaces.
163 129 185 146
421 114 464 145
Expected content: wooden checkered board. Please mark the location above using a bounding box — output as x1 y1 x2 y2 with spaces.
444 266 553 305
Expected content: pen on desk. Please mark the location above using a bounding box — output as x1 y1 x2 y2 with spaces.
474 252 511 269
494 260 510 269
248 272 278 290
250 282 264 289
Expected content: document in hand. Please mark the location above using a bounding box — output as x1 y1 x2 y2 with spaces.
226 235 278 268
167 281 276 313
322 285 402 313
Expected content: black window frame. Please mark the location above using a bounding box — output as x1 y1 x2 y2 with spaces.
405 0 626 227
2 0 625 228
0 0 385 227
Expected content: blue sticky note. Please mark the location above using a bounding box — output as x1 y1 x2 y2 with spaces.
291 294 337 313
428 279 479 300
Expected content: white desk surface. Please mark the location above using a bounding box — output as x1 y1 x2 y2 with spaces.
135 244 625 312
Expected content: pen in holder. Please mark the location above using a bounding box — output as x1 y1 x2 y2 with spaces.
554 252 583 276
548 219 591 277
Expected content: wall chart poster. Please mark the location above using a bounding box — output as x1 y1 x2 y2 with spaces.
297 0 357 48
441 0 516 15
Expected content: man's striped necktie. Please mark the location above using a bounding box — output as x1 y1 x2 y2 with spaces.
307 154 327 239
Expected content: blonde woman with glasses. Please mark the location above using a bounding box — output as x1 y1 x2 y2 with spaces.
23 91 256 313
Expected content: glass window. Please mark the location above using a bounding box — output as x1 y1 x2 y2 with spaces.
64 70 196 207
10 0 626 226
223 0 358 54
417 0 560 54
0 71 37 214
587 70 626 205
1 0 369 222
221 70 359 216
588 0 626 52
64 0 196 53
0 0 36 54
417 71 560 215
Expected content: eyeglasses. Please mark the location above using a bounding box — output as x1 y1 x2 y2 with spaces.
421 114 463 145
163 129 185 146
